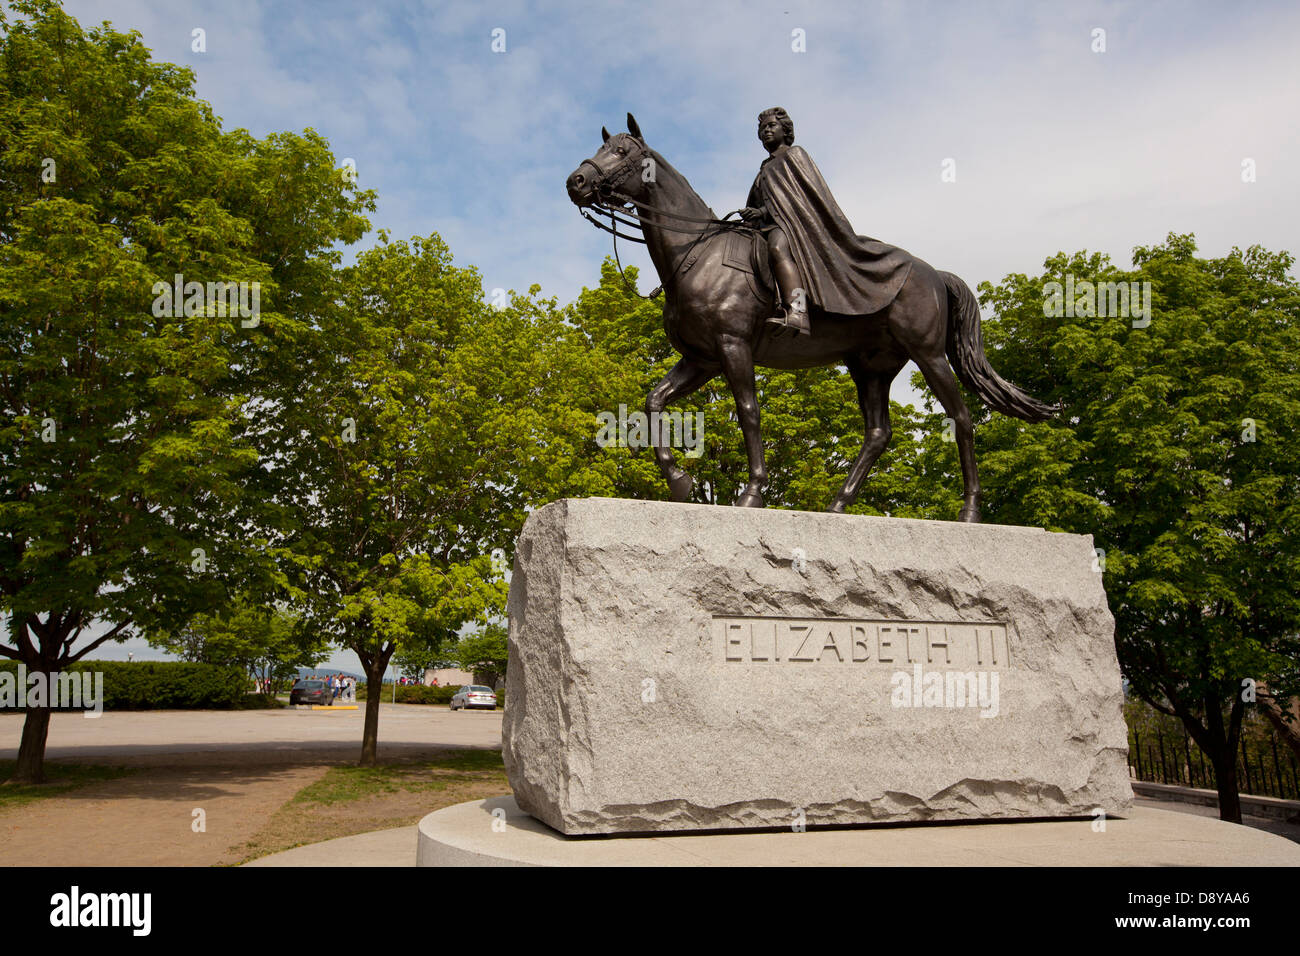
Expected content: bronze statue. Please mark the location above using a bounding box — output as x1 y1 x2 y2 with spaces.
567 112 1053 521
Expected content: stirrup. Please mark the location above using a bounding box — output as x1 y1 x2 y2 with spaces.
766 304 810 336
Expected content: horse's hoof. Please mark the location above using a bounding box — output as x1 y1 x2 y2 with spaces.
957 505 981 523
667 470 693 502
827 499 847 514
736 491 765 508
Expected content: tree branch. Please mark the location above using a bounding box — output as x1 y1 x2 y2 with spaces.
64 621 131 665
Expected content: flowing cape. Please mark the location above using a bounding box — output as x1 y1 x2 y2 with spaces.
752 146 912 314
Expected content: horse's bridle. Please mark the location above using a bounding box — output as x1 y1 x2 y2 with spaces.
577 135 755 299
579 147 643 203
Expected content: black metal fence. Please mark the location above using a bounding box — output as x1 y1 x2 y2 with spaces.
1125 699 1300 800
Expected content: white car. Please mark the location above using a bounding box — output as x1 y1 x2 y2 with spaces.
450 685 498 710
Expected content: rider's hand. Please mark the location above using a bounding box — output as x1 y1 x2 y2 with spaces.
740 206 764 221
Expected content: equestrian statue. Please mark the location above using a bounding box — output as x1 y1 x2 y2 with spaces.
566 110 1053 521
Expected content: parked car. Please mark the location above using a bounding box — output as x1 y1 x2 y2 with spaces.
450 685 497 710
290 679 333 706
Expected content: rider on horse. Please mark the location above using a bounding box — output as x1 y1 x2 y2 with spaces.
741 107 912 336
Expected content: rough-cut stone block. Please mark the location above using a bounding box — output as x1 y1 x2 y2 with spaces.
502 498 1132 835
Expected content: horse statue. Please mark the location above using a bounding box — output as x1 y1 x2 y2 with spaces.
565 113 1053 521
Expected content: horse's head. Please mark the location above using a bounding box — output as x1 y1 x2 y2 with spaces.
566 113 650 208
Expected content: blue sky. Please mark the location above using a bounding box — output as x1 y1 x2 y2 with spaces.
48 0 1300 669
60 0 1300 309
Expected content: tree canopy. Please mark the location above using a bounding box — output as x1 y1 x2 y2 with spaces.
0 0 372 780
959 234 1300 820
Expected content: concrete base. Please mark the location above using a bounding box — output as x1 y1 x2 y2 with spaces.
416 795 1300 867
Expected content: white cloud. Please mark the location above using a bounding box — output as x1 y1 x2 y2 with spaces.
56 0 1299 406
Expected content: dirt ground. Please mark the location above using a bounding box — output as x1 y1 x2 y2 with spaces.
1 760 331 866
0 706 507 866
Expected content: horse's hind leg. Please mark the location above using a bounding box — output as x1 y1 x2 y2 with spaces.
647 357 716 501
883 262 981 521
913 350 982 522
829 349 908 513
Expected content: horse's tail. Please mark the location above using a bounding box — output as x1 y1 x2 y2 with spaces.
941 271 1055 423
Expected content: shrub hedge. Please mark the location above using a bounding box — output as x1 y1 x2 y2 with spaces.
0 660 249 710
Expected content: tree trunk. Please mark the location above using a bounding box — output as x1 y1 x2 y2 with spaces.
351 637 394 766
359 663 384 766
1211 750 1243 823
5 614 86 786
1184 686 1245 824
10 704 53 785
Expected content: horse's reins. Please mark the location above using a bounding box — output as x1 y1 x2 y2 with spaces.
577 150 756 300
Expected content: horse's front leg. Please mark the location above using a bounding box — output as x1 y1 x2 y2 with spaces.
718 334 766 507
647 357 716 502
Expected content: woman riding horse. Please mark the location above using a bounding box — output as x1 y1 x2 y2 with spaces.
741 107 913 336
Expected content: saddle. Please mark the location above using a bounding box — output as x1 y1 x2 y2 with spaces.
720 228 912 318
721 229 776 305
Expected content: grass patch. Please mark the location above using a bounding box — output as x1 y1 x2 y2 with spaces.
0 760 133 809
232 748 509 864
291 748 504 805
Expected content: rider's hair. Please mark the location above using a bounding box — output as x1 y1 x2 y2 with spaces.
757 107 794 146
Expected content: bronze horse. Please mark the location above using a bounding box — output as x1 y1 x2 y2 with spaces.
566 114 1052 521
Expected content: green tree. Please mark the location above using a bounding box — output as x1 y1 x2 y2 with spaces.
0 1 372 781
450 624 508 687
148 599 327 692
391 647 436 683
268 233 562 764
969 234 1300 822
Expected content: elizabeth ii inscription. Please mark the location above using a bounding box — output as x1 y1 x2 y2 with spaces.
718 617 1009 717
502 498 1132 835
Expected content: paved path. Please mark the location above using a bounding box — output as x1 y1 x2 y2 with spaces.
244 825 416 867
1133 795 1300 843
0 704 503 765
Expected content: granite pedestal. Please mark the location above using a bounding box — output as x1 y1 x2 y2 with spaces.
502 498 1132 835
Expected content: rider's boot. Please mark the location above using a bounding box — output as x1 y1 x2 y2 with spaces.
766 254 811 337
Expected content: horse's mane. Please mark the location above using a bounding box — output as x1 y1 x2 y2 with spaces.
645 147 716 218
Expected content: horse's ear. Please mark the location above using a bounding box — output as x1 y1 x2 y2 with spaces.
601 126 611 143
627 113 642 139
